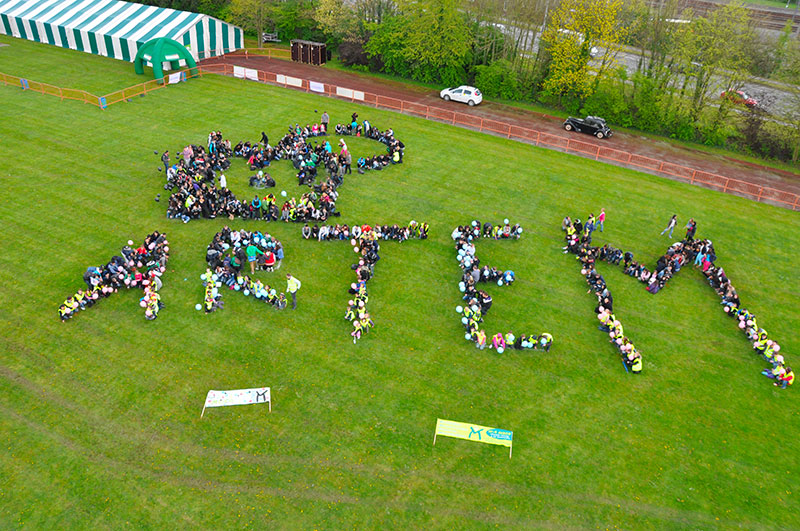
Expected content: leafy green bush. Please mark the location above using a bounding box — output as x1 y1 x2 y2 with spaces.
473 60 520 100
629 73 663 132
581 71 632 127
365 16 411 79
273 0 323 42
338 39 369 67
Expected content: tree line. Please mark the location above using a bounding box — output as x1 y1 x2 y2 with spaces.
143 0 800 164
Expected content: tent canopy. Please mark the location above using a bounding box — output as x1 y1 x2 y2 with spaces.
0 0 242 62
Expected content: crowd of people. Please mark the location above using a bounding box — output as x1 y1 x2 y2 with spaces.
199 227 287 313
59 232 169 321
161 116 404 224
331 113 405 172
451 220 554 353
314 221 427 343
304 221 428 242
563 213 792 386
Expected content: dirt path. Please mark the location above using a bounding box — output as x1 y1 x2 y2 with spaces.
200 55 800 206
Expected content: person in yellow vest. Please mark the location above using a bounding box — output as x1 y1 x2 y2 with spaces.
475 329 487 350
351 319 363 344
286 274 302 310
753 336 768 354
776 367 794 389
360 313 374 332
762 341 776 363
344 300 356 321
763 359 785 380
631 352 643 374
538 333 553 352
419 222 429 239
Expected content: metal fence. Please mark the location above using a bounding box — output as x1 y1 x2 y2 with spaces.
0 68 202 109
3 64 798 211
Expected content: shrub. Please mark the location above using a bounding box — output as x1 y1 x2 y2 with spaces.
581 72 632 127
473 60 521 100
338 39 369 67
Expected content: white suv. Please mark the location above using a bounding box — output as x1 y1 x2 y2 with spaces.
440 86 483 106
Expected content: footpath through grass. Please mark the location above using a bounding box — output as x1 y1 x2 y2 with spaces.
1 40 799 528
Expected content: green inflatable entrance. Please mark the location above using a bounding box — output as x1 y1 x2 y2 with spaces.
134 37 198 82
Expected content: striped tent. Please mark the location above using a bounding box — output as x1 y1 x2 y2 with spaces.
0 0 242 62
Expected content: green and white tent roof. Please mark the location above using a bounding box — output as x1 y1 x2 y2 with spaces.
0 0 242 62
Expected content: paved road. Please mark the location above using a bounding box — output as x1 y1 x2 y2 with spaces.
498 23 799 116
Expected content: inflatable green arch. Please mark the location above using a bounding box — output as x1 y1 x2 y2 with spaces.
134 37 197 82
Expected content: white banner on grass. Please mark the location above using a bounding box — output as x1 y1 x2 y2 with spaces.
352 90 365 101
276 74 286 84
201 387 271 417
233 66 245 79
336 86 353 99
309 81 325 93
245 68 258 81
285 76 302 87
168 73 182 84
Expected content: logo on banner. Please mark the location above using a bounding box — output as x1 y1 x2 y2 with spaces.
487 429 513 441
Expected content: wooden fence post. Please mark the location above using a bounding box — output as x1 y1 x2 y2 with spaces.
757 187 763 201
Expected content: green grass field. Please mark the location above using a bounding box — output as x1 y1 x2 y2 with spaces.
0 34 153 94
1 38 799 529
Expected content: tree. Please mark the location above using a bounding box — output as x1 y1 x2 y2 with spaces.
365 14 411 76
540 0 626 103
272 0 322 41
672 2 754 123
314 0 395 45
399 0 473 84
229 0 273 48
775 21 800 85
777 42 800 161
314 0 356 43
137 0 230 20
355 0 397 28
366 0 473 85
